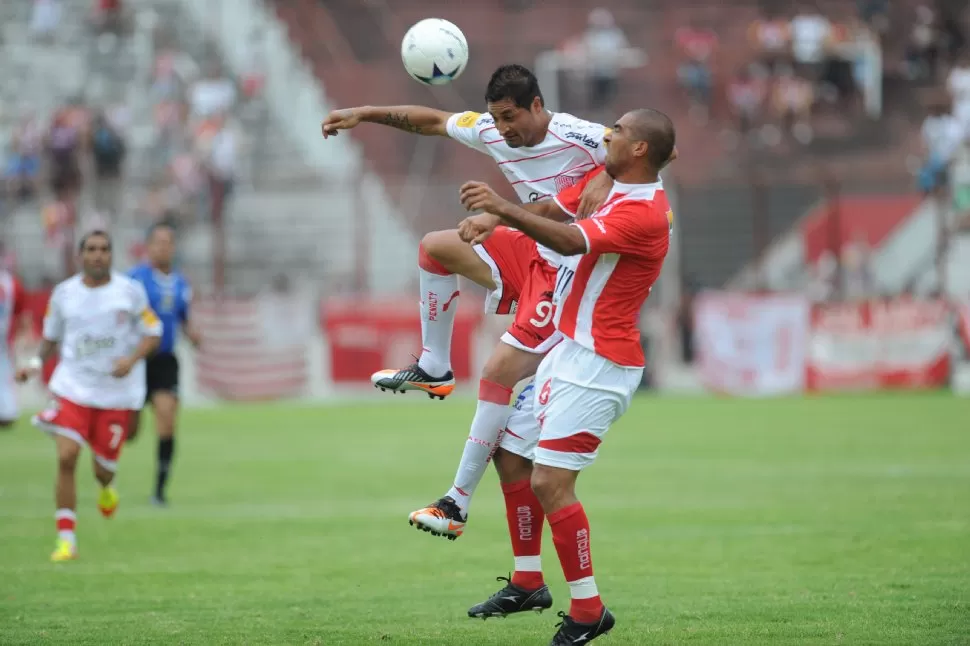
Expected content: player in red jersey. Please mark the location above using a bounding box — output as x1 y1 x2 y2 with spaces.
458 108 676 644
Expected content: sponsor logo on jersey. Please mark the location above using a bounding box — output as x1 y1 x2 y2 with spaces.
564 131 600 149
76 334 116 357
455 111 480 128
554 174 578 192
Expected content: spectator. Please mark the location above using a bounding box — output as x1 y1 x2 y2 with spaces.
727 64 768 136
3 114 43 201
92 0 124 35
947 50 970 135
772 65 815 144
200 113 239 224
904 4 941 82
918 96 963 195
241 30 267 101
189 61 237 122
790 2 832 81
748 11 791 70
581 8 628 120
675 20 718 122
89 110 127 216
46 109 84 202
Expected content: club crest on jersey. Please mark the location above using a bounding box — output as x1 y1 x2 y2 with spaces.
554 175 578 192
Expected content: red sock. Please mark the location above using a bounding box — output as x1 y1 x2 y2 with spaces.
548 501 603 623
502 478 545 590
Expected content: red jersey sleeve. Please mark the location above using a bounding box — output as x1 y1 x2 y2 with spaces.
571 201 671 258
552 166 606 218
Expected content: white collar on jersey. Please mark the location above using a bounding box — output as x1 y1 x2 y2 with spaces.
609 179 663 200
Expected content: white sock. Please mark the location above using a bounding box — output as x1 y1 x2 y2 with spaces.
55 508 76 546
569 576 600 600
446 380 513 514
417 267 459 377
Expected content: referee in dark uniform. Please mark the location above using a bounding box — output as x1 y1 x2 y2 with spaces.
128 224 200 505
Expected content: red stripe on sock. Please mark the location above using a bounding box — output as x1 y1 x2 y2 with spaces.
418 243 451 276
503 478 545 590
479 379 513 405
56 516 76 532
548 501 603 622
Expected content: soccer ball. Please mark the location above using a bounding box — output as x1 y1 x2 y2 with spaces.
401 18 468 86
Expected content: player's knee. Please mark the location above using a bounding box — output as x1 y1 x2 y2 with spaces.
530 466 573 508
420 230 457 267
57 449 79 473
493 447 533 483
482 347 539 388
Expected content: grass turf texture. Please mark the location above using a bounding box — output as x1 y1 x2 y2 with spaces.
1 393 968 645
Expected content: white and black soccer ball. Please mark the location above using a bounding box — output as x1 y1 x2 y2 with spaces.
401 18 468 86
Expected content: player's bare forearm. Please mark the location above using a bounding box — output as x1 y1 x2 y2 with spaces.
521 200 571 222
495 202 587 255
358 105 450 136
128 334 161 363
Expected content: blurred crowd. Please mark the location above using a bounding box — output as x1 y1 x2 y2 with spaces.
1 2 262 282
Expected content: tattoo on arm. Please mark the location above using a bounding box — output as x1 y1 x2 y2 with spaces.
379 112 423 134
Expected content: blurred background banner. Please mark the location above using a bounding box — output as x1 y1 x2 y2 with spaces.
4 0 970 403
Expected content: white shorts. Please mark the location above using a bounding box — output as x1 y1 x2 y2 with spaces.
532 340 643 471
0 354 18 421
499 380 540 460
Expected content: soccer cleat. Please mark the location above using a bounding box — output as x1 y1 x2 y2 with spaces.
408 496 466 540
98 487 119 518
50 538 77 562
371 363 455 399
468 575 553 619
150 495 168 508
548 608 615 645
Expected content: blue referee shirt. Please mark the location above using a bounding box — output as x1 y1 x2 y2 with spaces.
128 263 192 354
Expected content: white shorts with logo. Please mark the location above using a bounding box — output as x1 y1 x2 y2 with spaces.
499 379 541 460
0 354 18 421
532 339 643 471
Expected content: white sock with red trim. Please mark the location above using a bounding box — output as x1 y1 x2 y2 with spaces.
446 380 513 514
417 244 459 377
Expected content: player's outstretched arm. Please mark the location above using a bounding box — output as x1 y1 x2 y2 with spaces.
322 105 452 138
458 201 570 245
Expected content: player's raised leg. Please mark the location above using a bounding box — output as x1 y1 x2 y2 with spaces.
372 229 497 398
467 388 552 618
52 434 82 561
408 341 543 539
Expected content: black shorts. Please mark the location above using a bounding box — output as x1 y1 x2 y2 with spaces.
145 352 179 399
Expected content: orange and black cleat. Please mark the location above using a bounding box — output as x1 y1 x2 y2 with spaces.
370 363 455 400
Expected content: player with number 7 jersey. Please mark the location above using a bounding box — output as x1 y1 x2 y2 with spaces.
15 231 162 562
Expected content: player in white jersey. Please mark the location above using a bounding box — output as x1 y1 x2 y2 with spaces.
322 66 613 558
0 269 30 427
458 108 676 645
15 231 162 562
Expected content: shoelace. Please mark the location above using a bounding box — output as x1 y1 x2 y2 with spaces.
554 610 568 628
484 575 514 602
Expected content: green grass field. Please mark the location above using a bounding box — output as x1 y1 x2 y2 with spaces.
1 393 968 645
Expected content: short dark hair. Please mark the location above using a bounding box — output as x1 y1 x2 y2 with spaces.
628 109 676 170
147 221 175 241
485 64 543 109
79 230 112 252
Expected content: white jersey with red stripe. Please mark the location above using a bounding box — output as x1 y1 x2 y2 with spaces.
43 272 163 410
446 110 608 264
550 176 673 368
